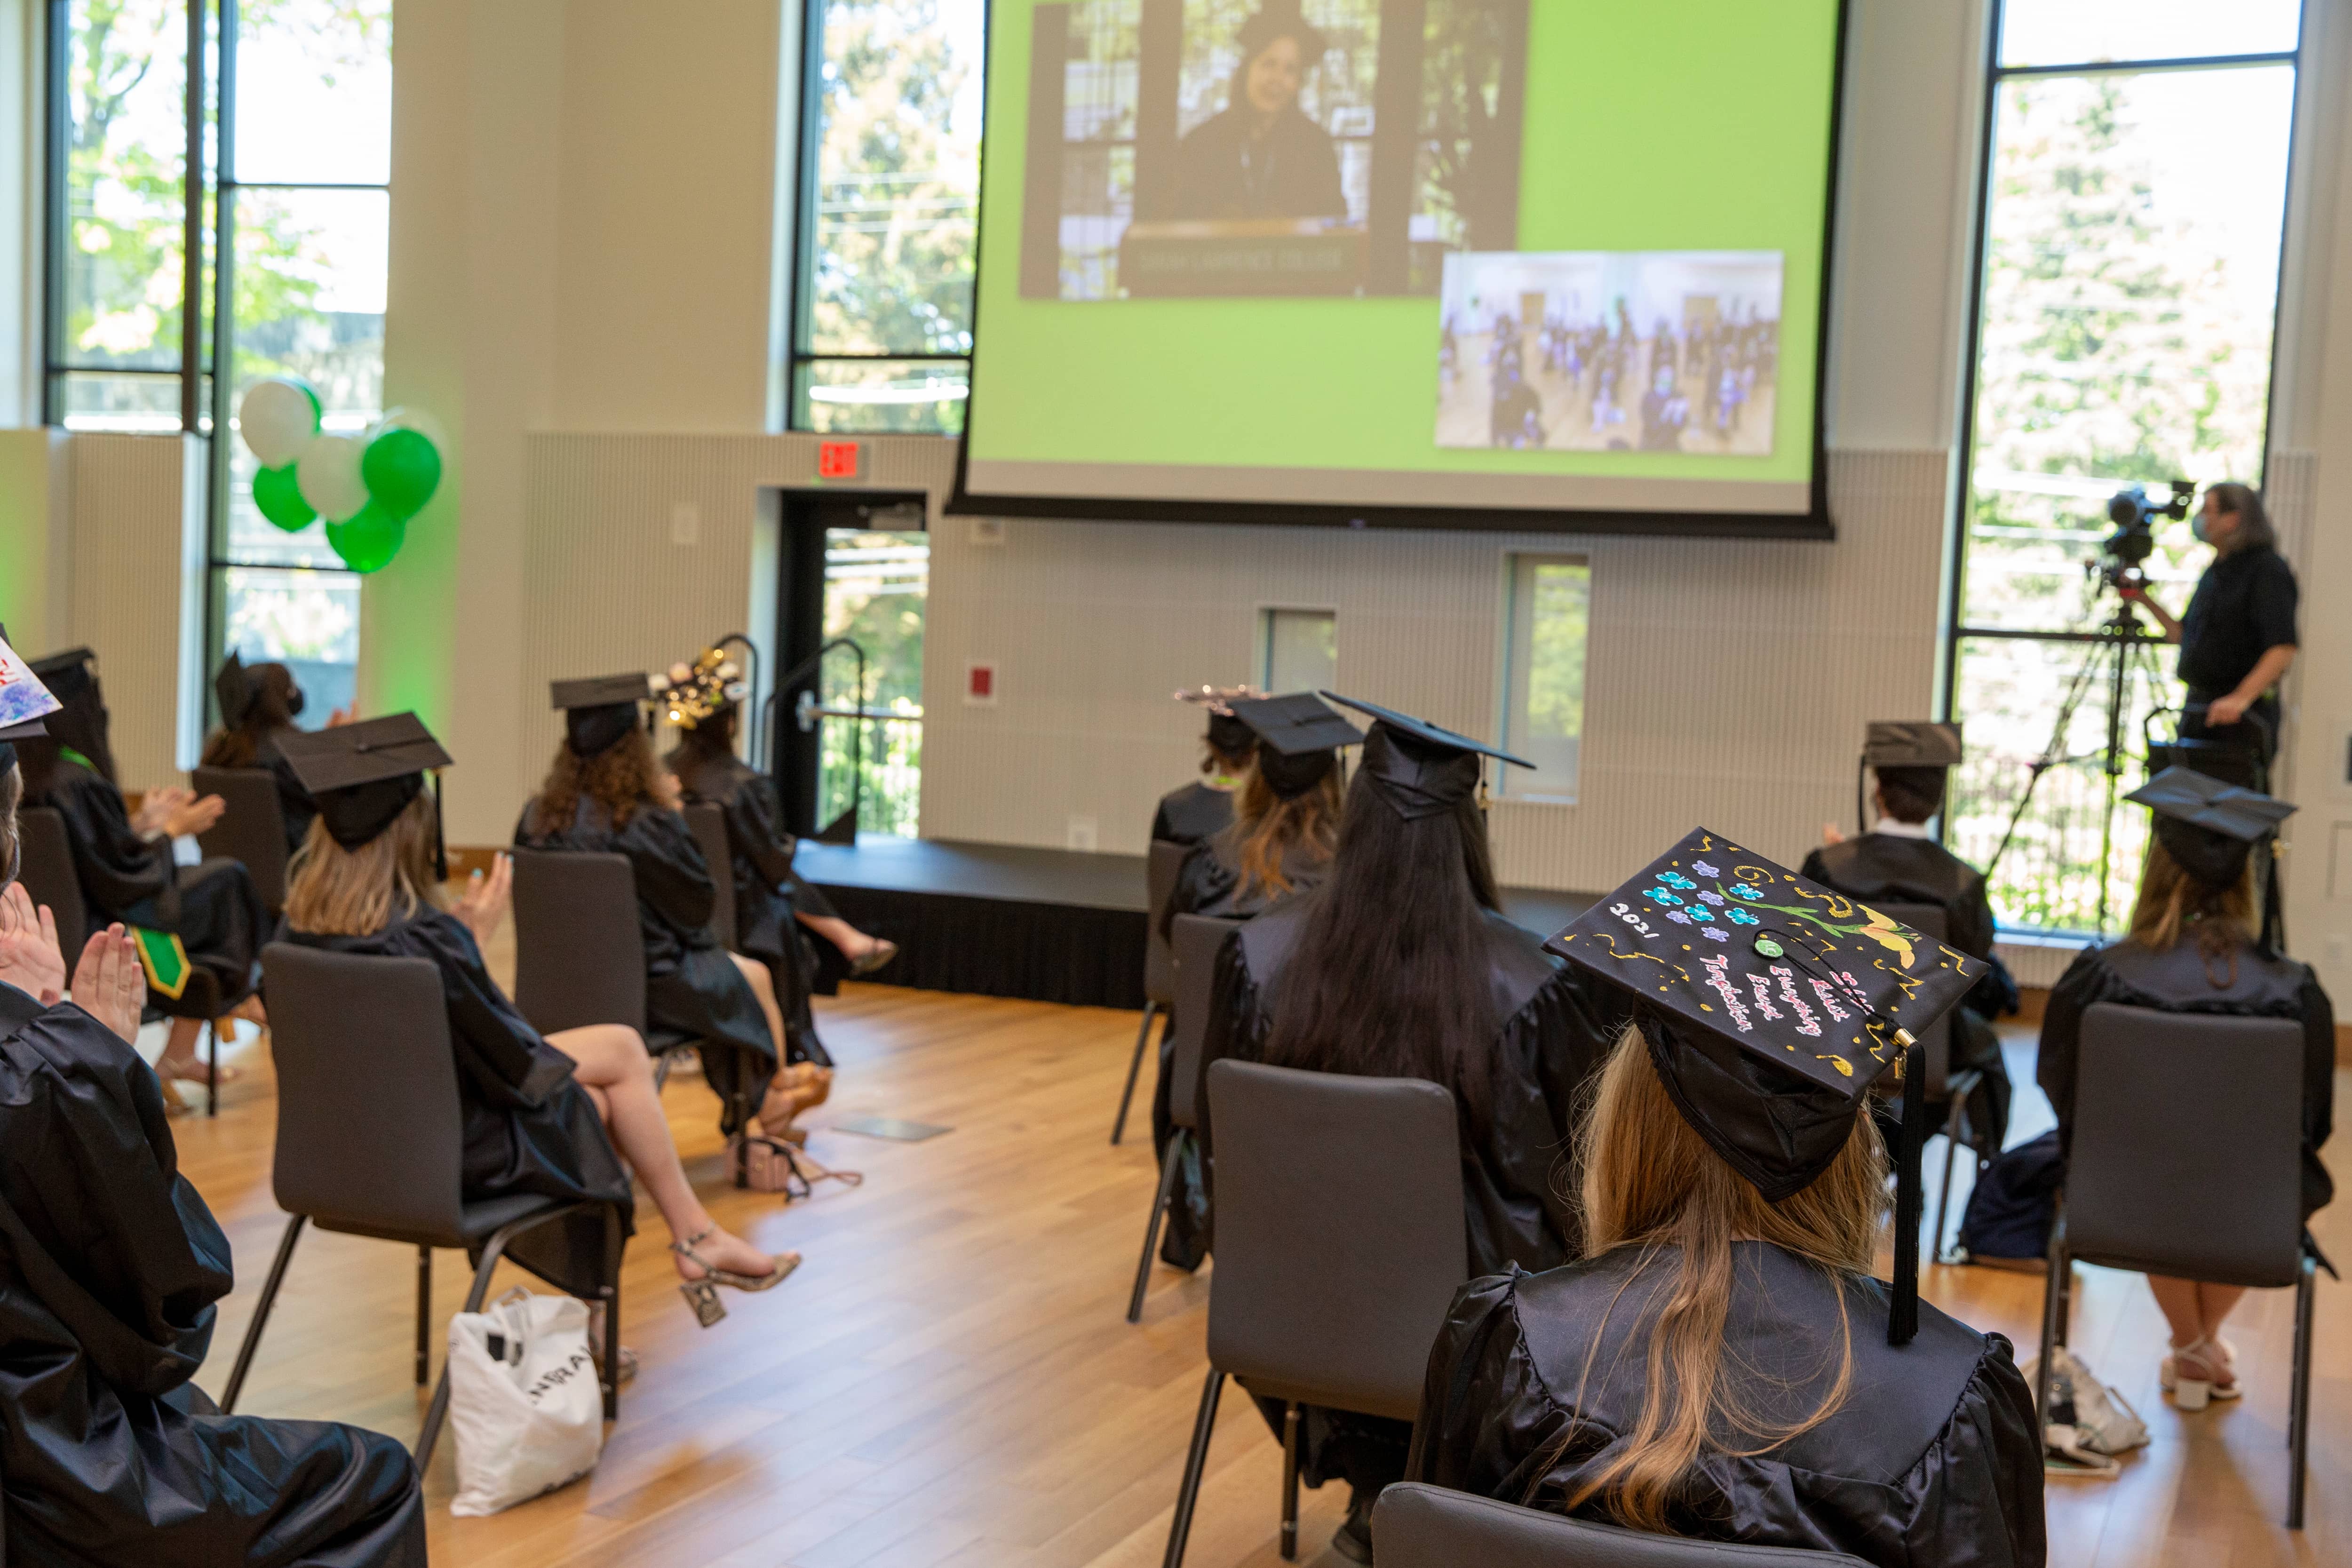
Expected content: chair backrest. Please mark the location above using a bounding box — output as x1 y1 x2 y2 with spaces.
262 943 468 1244
1168 914 1242 1131
1373 1484 1873 1567
191 765 292 915
511 849 649 1037
1206 1058 1466 1419
683 803 737 951
1143 839 1187 1006
1874 901 1954 1095
2069 1002 2304 1287
15 806 86 963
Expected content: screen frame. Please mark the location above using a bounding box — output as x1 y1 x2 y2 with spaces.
949 0 1853 537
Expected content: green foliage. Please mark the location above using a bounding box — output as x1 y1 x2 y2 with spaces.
1523 562 1587 740
817 531 929 836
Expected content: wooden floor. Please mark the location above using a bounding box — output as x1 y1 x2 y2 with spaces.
168 987 2351 1568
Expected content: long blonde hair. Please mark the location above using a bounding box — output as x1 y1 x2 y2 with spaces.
1534 1024 1888 1532
283 790 442 937
1231 766 1343 900
2128 837 2255 964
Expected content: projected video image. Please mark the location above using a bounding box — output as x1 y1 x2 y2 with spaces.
1435 251 1785 456
1023 0 1527 300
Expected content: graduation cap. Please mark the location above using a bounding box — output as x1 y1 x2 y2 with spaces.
1176 685 1262 758
1546 827 1984 1344
1319 692 1530 820
2125 766 2295 894
1857 722 1961 832
552 673 655 757
1228 692 1363 800
0 627 60 774
28 647 96 707
215 651 258 729
659 648 749 730
278 714 454 854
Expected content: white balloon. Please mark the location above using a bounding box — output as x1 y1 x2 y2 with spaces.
238 377 321 468
370 405 449 453
295 434 372 523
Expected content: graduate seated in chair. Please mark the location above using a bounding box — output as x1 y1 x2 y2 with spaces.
280 715 796 1333
0 667 427 1568
1410 832 2046 1568
19 647 270 1099
1151 685 1261 847
200 651 352 854
1200 694 1621 1563
1802 724 2016 1159
519 675 825 1143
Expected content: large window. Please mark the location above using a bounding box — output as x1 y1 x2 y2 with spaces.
1943 0 2299 936
1499 554 1588 803
818 527 928 837
785 0 985 434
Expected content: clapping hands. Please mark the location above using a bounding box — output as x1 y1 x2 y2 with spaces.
0 883 65 1004
72 925 147 1045
452 853 513 949
132 786 226 840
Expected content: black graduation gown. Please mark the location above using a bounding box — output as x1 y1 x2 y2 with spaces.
1170 105 1348 222
1801 834 2014 1153
1407 1247 2047 1568
280 909 636 1296
0 982 425 1567
515 798 778 1131
1150 780 1236 847
35 760 268 1014
1197 895 1621 1497
2038 938 2335 1220
251 727 321 854
673 750 829 1067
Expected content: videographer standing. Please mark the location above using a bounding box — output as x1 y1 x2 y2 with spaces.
2123 482 2298 772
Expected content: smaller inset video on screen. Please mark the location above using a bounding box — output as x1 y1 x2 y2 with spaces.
1021 0 1527 301
1435 251 1784 456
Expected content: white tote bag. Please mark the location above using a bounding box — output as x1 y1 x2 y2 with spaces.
445 1287 605 1516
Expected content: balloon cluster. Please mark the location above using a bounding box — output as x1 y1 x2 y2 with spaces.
238 377 445 574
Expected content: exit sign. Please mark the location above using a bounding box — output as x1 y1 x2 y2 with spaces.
816 440 862 480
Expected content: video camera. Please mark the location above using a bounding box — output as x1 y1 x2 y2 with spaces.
2092 479 2192 592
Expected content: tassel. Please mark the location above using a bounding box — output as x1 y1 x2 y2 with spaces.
1889 1038 1925 1346
2260 836 2286 957
431 772 449 885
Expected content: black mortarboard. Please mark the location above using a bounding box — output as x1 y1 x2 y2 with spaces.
1230 692 1363 800
1547 828 1984 1343
1863 722 1962 768
29 648 96 707
215 651 257 728
1319 692 1530 820
1176 685 1260 758
278 713 454 850
553 673 653 757
2125 766 2295 891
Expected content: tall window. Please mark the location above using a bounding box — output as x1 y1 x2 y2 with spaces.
1260 607 1335 693
786 0 985 434
1943 0 2299 936
819 527 928 836
1500 554 1588 803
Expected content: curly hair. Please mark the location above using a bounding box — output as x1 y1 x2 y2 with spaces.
528 725 668 835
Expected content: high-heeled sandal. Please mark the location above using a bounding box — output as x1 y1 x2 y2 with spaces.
2160 1334 2241 1410
849 939 900 977
669 1226 801 1328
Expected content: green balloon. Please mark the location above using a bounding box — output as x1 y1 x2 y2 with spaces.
326 501 406 574
360 427 442 518
251 462 317 532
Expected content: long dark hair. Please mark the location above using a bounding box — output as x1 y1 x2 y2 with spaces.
669 701 742 771
1259 767 1502 1128
2207 481 2276 551
201 662 301 767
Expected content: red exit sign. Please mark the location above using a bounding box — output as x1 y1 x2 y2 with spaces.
816 440 862 480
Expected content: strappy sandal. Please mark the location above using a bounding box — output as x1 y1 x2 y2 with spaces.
669 1226 801 1328
2160 1334 2241 1410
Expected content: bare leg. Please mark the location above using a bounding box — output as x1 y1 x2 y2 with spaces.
728 952 787 1065
2147 1274 2206 1346
544 1024 793 1281
795 910 877 961
155 1016 205 1077
2149 1274 2242 1390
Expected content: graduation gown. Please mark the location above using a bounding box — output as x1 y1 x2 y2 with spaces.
0 982 426 1567
673 749 829 1067
250 727 321 854
280 909 636 1297
515 798 778 1130
2038 937 2335 1220
35 759 268 1015
1150 780 1235 848
1801 833 2014 1154
1408 1247 2046 1568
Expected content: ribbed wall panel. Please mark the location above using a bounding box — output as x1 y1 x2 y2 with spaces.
66 433 190 790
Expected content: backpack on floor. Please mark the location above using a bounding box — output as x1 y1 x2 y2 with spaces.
1955 1129 2063 1267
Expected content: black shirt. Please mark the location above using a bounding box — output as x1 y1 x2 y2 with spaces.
2178 544 2297 696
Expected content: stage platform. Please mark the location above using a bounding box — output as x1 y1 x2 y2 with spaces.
795 836 1595 1010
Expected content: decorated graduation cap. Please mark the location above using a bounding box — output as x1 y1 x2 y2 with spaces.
1857 721 1961 832
552 673 656 758
2126 766 2296 948
0 626 61 772
1319 691 1530 820
278 714 454 857
1546 827 1985 1344
1175 684 1261 759
1227 692 1363 800
659 647 749 730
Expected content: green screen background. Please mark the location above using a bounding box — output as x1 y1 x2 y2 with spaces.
965 0 1842 489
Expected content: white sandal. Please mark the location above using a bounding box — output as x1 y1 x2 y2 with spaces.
2160 1334 2241 1410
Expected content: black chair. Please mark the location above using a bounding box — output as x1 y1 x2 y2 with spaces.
1372 1483 1872 1566
683 803 738 952
222 944 623 1470
2037 1003 2322 1527
511 848 759 1184
1164 1059 1467 1567
191 765 292 915
1128 912 1241 1323
1875 901 1979 1263
1113 839 1191 1145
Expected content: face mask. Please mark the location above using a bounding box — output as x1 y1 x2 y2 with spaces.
2191 510 2213 544
286 686 306 718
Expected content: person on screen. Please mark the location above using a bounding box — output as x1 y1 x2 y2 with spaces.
1169 0 1346 223
1638 364 1687 452
1491 366 1544 449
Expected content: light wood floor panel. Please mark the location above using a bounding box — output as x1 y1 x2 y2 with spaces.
168 984 2349 1566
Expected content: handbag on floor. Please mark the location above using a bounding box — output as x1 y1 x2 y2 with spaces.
734 1132 864 1200
2020 1345 2147 1476
446 1287 605 1516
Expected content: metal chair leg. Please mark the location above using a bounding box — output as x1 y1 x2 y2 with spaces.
222 1215 307 1412
1112 1002 1160 1146
1128 1128 1187 1323
2034 1216 2067 1425
415 1248 432 1385
2289 1255 2315 1528
1280 1401 1300 1561
416 1210 564 1470
1931 1097 1966 1263
600 1206 622 1422
1161 1368 1225 1568
206 1019 219 1117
